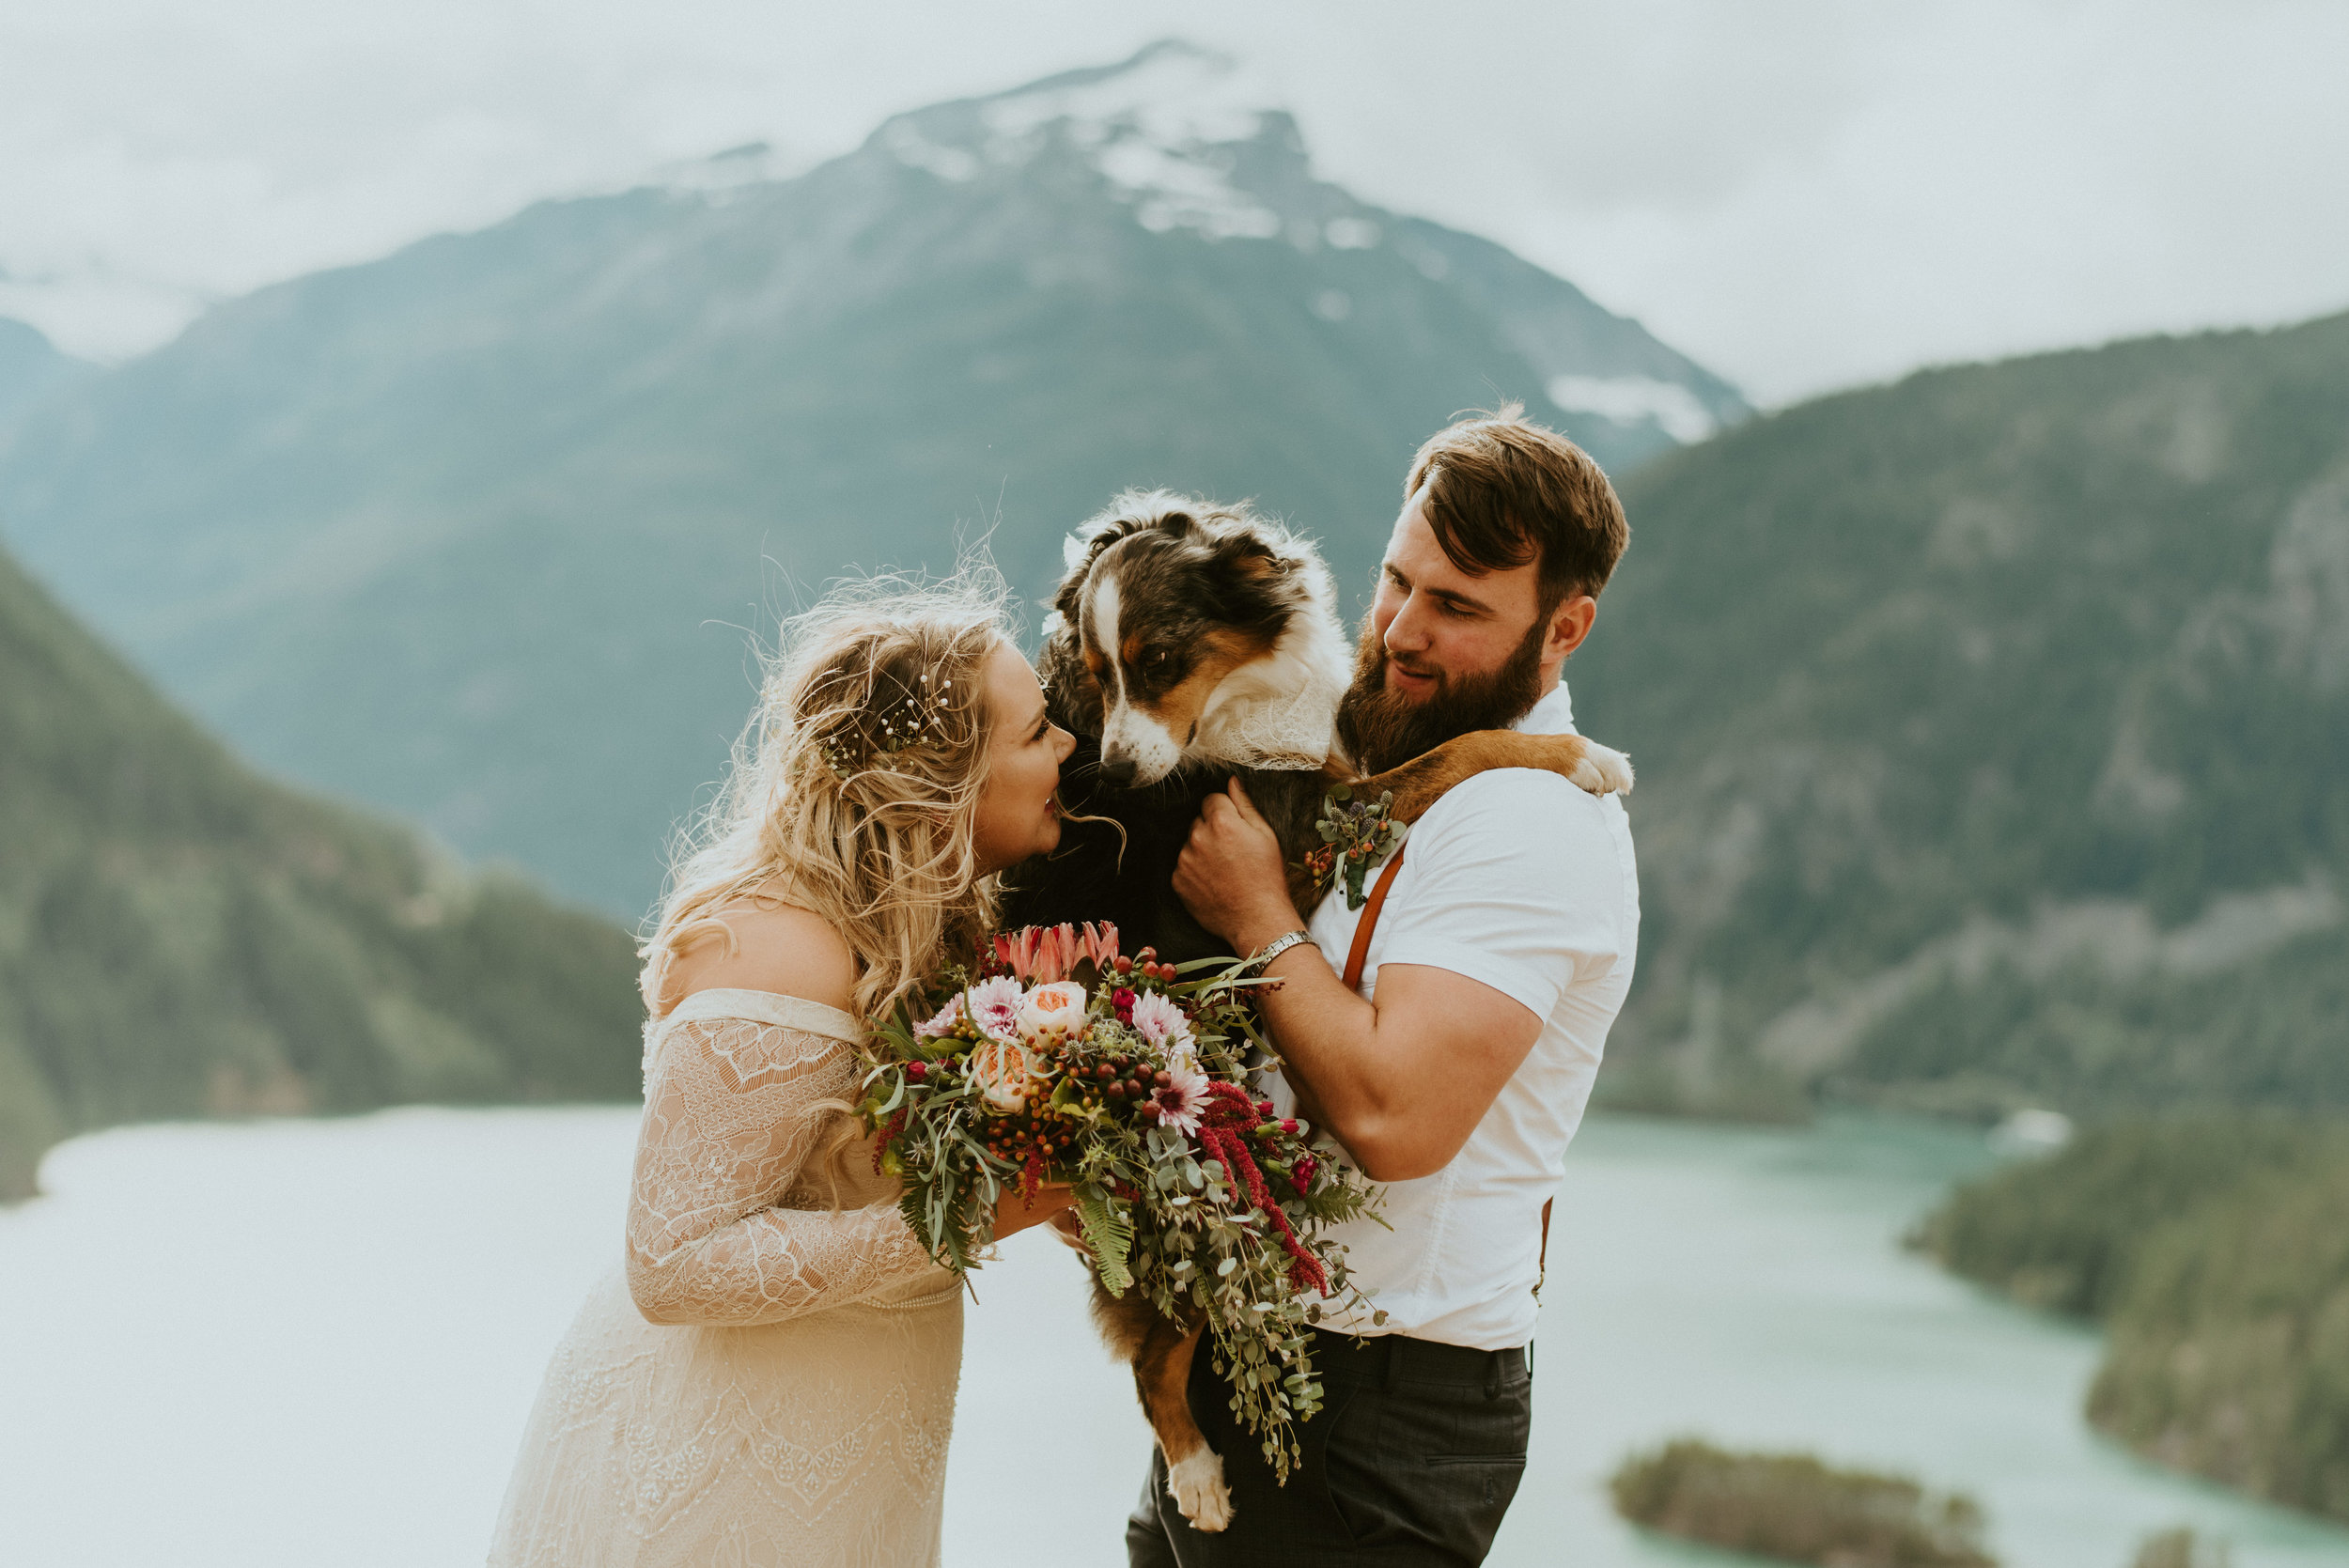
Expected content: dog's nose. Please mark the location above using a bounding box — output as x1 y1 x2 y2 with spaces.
1097 753 1139 789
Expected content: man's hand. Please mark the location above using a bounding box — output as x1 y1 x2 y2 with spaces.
1174 778 1303 955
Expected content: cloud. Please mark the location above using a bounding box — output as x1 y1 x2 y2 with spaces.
2 0 2342 402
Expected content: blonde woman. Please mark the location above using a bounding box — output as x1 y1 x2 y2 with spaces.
490 579 1077 1566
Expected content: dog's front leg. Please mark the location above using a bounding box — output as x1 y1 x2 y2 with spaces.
1136 1317 1232 1531
1358 729 1633 823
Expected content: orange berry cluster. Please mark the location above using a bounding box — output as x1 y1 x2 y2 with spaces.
982 1103 1078 1165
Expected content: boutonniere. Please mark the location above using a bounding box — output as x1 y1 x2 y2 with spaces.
1295 784 1404 910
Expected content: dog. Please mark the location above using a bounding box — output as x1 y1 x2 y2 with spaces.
1002 490 1631 1530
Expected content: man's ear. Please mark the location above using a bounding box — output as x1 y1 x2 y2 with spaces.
1548 594 1598 662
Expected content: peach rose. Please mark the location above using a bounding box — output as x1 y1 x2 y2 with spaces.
1015 980 1090 1048
967 1035 1042 1113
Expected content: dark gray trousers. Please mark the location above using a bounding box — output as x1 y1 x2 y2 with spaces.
1126 1329 1532 1567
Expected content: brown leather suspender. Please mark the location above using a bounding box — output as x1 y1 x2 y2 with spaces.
1333 839 1557 1304
1341 844 1408 990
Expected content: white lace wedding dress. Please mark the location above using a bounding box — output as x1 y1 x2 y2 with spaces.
490 989 962 1567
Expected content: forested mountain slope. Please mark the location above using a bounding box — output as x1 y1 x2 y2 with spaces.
0 41 1742 917
1575 311 2349 1119
0 541 642 1199
1921 1116 2349 1521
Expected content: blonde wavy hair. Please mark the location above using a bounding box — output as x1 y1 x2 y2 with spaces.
640 573 1016 1023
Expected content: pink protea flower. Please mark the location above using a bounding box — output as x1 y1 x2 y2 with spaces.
965 976 1025 1042
995 924 1073 983
993 921 1122 983
1076 921 1121 972
1146 1061 1209 1135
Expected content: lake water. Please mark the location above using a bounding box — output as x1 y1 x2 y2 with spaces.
3 1109 2345 1568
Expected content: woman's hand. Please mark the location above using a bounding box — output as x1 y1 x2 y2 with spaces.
991 1181 1077 1240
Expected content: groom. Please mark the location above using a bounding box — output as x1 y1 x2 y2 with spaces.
1142 407 1640 1565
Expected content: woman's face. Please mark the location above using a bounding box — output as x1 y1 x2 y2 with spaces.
971 641 1077 876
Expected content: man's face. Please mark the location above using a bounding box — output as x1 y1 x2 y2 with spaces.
1336 495 1599 775
1368 496 1553 703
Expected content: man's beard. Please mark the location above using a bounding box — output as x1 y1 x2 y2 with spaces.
1335 613 1548 776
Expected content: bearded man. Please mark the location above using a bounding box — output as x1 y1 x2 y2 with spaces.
1140 407 1641 1567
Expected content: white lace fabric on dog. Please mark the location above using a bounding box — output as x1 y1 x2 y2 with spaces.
1194 629 1348 771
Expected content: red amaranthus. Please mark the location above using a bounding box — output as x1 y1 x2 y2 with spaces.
1196 1082 1329 1296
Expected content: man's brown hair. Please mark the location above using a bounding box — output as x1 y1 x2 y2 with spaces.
1404 404 1629 608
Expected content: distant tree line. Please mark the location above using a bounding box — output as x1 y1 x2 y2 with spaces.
1915 1114 2349 1522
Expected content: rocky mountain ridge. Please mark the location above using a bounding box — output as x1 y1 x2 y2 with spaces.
1578 311 2349 1121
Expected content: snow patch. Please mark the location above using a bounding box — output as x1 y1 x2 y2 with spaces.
1096 136 1281 240
969 43 1282 242
1325 217 1381 250
1548 374 1719 443
883 123 981 183
982 44 1266 149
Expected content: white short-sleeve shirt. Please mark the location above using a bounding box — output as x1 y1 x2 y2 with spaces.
1266 679 1639 1351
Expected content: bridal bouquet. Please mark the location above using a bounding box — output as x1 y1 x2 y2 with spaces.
855 921 1383 1473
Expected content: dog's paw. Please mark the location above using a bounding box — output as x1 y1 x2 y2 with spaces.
1570 741 1635 797
1167 1449 1233 1532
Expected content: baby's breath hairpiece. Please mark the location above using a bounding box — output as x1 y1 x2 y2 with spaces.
819 668 958 780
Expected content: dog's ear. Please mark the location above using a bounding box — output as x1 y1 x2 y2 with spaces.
1056 509 1158 612
1036 613 1102 733
1061 520 1119 575
1212 529 1287 579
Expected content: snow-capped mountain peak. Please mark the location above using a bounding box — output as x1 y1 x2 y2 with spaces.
879 40 1287 241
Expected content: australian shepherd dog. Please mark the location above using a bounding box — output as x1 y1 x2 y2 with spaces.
1002 489 1631 1530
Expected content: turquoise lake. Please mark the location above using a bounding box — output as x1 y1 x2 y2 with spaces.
1 1108 2343 1567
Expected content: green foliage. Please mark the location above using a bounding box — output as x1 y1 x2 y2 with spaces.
1575 312 2349 1120
1920 1116 2349 1521
1609 1438 1996 1568
1915 1115 2341 1316
0 539 642 1198
860 952 1383 1478
1075 1184 1134 1296
2130 1528 2232 1568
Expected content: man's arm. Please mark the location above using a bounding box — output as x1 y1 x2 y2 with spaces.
1173 779 1542 1183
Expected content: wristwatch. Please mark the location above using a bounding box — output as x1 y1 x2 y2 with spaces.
1247 929 1316 971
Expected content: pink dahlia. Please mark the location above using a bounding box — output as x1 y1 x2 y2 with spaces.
965 976 1025 1042
1128 990 1194 1056
1146 1061 1210 1136
913 995 965 1039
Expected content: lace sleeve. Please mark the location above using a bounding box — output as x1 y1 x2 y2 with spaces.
625 1015 941 1327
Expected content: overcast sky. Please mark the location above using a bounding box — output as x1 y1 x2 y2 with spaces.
3 0 2342 405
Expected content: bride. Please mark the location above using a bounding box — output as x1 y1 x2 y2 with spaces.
490 578 1077 1566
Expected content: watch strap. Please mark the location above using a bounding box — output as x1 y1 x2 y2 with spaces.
1247 929 1315 971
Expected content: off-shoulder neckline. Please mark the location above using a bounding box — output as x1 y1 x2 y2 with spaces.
652 987 863 1043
